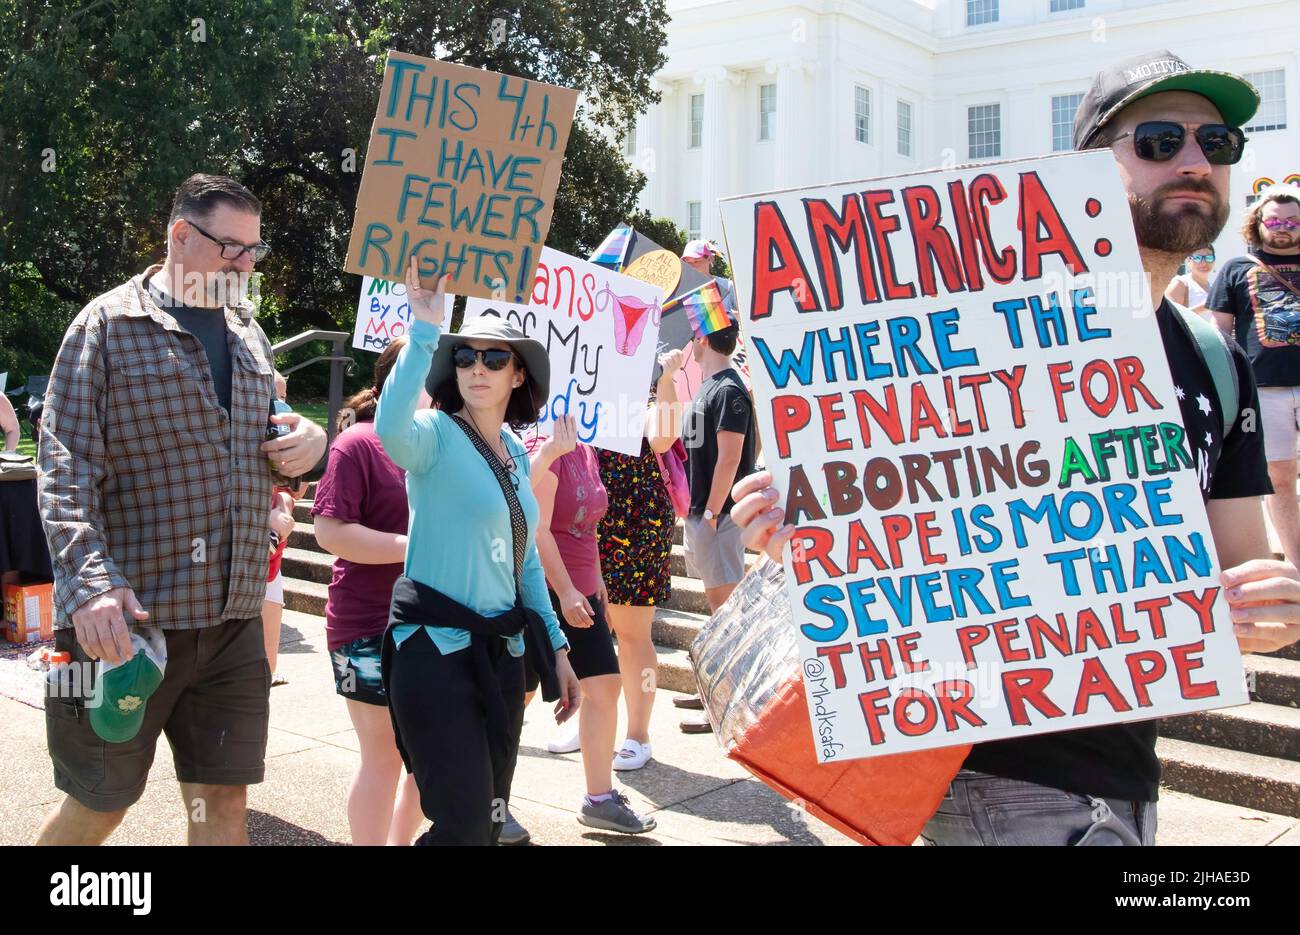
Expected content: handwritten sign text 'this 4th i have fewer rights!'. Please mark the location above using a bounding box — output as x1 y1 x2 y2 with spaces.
345 51 578 304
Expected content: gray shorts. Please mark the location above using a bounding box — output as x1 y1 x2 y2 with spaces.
1258 385 1300 463
683 514 746 589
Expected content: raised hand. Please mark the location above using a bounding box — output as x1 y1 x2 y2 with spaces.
658 344 687 380
535 415 578 470
406 258 449 328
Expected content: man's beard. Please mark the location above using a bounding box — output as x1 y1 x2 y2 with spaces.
1128 180 1228 255
204 268 249 307
1262 231 1298 252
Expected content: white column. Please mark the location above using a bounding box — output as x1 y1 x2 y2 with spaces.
695 66 733 241
638 80 668 216
766 59 815 189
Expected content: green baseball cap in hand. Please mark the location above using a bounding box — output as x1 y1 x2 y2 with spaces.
89 627 167 744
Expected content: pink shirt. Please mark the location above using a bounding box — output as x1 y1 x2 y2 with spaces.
548 445 609 596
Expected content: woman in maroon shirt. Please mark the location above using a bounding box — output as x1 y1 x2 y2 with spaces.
311 337 423 845
527 417 656 834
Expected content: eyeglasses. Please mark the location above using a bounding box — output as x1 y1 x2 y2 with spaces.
1110 122 1247 166
186 219 272 262
1262 218 1300 232
452 346 515 371
1189 253 1216 262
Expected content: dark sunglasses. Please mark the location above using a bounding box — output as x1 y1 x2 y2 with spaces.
186 219 272 262
452 346 515 371
1189 253 1215 262
1110 122 1246 166
1262 217 1300 232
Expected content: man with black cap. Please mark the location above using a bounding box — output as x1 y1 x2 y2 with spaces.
730 50 1300 845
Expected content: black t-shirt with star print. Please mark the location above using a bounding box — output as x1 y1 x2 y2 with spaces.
962 299 1271 804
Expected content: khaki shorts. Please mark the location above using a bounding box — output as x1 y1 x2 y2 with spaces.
1259 386 1300 463
45 617 271 812
683 514 747 589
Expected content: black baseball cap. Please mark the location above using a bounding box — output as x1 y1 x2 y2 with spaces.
1072 50 1260 150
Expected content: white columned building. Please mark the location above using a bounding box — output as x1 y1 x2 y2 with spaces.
632 0 1300 262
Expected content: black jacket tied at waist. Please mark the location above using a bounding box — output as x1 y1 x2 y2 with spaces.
383 575 560 766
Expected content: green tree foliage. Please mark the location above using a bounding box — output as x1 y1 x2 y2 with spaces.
0 0 668 396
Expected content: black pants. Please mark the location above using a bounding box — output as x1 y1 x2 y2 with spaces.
383 626 526 846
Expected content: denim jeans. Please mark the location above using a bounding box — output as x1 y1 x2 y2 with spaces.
920 770 1157 846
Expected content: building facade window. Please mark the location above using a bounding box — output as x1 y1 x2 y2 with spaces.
1050 0 1085 12
624 124 637 157
967 0 999 26
1242 69 1288 131
968 103 1001 158
687 201 702 240
689 93 704 148
1051 93 1084 151
855 85 871 144
759 83 777 141
897 99 913 156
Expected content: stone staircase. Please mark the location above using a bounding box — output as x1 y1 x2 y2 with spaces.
282 491 1300 818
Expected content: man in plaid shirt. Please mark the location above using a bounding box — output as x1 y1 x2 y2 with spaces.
36 174 329 845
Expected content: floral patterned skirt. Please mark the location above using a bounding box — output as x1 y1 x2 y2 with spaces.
597 442 675 606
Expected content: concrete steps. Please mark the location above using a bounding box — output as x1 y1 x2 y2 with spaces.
1157 737 1300 818
282 496 1300 817
1159 700 1300 761
1247 653 1300 707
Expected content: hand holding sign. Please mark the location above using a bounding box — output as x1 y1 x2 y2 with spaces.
406 260 448 328
657 345 687 381
1221 559 1300 654
730 470 795 563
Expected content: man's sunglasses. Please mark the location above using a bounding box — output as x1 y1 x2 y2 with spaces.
452 346 516 371
187 219 272 262
1110 122 1247 166
1189 253 1215 262
1262 218 1300 232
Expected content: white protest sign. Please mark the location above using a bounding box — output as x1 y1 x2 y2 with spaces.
462 246 664 455
718 150 1247 761
354 276 453 353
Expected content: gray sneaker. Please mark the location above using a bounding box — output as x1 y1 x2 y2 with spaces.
578 790 657 834
499 808 531 846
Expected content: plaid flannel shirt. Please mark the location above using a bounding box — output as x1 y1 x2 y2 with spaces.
38 265 276 630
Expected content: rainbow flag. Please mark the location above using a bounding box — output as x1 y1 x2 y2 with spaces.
589 225 632 270
667 280 732 337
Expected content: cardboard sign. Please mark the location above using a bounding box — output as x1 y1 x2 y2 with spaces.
718 151 1247 761
462 247 664 455
344 50 578 303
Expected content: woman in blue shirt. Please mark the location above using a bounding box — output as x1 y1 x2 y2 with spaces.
376 263 581 846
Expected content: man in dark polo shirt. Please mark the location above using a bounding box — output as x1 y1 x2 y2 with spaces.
729 51 1300 845
36 174 329 845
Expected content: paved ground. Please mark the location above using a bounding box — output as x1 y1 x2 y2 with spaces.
2 609 1298 846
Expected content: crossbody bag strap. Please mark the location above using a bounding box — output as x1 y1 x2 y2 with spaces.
1249 255 1300 302
451 414 527 592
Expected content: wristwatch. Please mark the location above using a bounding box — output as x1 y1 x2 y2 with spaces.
703 508 716 522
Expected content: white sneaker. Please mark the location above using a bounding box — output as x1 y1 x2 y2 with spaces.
612 738 652 771
546 723 581 754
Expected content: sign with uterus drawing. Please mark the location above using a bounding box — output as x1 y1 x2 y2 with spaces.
461 246 665 455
